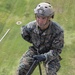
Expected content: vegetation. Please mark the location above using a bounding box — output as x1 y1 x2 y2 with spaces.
0 0 75 75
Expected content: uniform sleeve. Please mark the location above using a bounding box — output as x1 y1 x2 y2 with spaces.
21 25 32 43
44 30 64 62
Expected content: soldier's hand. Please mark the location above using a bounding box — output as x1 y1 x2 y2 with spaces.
33 54 46 62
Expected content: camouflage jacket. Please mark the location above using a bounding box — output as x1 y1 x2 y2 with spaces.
21 20 64 61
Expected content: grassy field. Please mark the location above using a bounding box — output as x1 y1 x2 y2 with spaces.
0 0 75 75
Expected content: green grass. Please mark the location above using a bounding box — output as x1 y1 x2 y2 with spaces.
0 0 75 75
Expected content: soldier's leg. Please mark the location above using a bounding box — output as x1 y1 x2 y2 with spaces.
17 47 37 75
43 59 61 75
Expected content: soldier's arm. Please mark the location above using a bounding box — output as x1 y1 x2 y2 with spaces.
21 25 32 43
44 30 64 62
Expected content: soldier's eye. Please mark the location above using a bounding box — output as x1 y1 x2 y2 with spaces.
42 17 46 19
37 16 40 18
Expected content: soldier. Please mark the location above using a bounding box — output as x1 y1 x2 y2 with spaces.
17 2 64 75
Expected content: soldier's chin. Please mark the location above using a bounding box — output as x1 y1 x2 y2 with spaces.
38 25 45 29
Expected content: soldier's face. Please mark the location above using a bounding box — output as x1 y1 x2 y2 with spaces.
36 16 50 29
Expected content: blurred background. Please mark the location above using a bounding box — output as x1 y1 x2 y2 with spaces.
0 0 75 75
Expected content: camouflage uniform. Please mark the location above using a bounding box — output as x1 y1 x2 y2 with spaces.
17 20 64 75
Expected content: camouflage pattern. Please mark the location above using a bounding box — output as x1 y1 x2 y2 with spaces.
17 20 64 75
17 47 37 75
43 59 61 75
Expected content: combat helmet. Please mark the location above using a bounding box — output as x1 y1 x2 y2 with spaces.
34 2 54 18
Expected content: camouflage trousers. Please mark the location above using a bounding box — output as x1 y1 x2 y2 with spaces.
17 47 61 75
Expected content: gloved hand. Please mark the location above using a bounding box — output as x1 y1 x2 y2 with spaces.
33 54 46 62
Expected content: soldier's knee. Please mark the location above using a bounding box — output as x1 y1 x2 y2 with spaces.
47 69 57 75
17 64 29 75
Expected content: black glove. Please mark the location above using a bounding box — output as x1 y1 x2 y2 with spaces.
33 54 46 62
